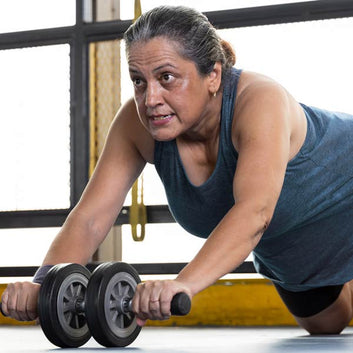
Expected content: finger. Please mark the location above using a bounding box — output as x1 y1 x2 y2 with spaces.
7 287 21 321
15 290 28 321
26 296 38 321
148 299 164 320
18 285 34 321
159 296 172 319
5 283 22 321
132 282 143 314
148 299 160 313
132 283 149 323
148 284 165 318
26 285 39 321
149 282 163 303
138 282 154 317
159 284 173 318
23 294 36 322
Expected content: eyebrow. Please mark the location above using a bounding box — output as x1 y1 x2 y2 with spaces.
129 63 178 75
152 63 178 73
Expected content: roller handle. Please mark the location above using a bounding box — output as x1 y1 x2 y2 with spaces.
0 294 192 317
127 292 191 316
170 292 191 316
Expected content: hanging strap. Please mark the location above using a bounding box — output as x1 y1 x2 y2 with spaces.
130 174 147 241
134 0 142 18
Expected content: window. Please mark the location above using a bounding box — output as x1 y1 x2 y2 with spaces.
220 18 353 113
0 0 75 33
0 228 58 267
0 45 71 211
0 1 74 273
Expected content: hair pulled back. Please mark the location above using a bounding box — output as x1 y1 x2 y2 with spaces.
124 6 236 81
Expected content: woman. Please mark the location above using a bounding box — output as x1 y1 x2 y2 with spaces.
2 5 353 334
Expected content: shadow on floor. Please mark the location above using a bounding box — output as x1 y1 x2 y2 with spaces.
268 333 353 352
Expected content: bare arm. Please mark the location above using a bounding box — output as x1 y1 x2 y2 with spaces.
2 99 153 321
42 99 152 265
176 82 294 295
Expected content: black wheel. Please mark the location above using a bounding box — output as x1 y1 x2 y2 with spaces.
85 262 142 347
38 263 91 348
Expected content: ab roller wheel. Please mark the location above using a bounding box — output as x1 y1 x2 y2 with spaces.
85 262 142 347
7 261 191 348
38 263 91 348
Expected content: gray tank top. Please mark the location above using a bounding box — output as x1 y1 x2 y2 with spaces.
154 67 353 291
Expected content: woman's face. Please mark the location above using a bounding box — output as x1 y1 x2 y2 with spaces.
127 36 219 141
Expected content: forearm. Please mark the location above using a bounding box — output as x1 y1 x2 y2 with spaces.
42 208 109 266
176 203 267 296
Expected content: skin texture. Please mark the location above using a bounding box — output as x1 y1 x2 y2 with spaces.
1 36 351 334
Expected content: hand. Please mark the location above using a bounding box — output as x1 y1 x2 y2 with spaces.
131 279 192 327
1 282 40 321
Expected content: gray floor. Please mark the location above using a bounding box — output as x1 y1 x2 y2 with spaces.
2 325 353 352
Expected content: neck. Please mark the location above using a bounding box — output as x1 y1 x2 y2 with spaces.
179 92 223 144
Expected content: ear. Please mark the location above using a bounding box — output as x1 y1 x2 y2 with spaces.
208 62 222 95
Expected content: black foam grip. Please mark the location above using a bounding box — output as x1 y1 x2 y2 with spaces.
170 293 191 316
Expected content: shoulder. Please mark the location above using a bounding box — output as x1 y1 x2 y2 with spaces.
233 71 301 132
232 71 306 159
235 71 291 113
110 98 155 163
233 71 292 140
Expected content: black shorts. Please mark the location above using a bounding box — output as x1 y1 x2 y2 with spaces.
273 282 344 318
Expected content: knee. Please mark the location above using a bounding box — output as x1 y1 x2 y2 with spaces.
295 282 353 335
302 321 345 335
296 313 350 335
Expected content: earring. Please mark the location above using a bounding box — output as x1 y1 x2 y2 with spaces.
213 91 217 97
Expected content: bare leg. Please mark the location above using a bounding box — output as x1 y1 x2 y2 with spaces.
295 280 353 335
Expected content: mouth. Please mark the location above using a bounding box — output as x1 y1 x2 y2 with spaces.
150 114 174 121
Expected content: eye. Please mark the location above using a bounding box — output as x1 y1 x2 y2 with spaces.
160 73 174 83
131 77 146 90
132 77 141 86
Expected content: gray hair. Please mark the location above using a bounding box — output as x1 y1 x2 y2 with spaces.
124 6 236 81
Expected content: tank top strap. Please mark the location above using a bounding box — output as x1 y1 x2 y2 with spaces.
219 67 242 158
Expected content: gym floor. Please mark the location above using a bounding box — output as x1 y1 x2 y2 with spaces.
2 326 353 352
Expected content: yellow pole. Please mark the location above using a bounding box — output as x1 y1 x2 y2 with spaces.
129 0 147 241
89 43 97 177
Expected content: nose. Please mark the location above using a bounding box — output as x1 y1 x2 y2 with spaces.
145 82 162 108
